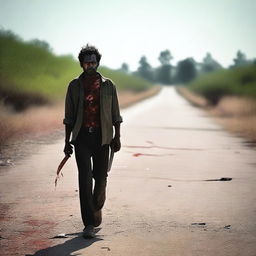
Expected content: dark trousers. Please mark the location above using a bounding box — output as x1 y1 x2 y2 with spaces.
74 127 109 227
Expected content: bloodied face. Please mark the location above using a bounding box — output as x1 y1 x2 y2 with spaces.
82 54 98 74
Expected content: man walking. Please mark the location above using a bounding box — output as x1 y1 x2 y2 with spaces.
63 44 122 238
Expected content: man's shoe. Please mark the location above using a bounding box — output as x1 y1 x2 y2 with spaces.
94 209 102 227
83 225 96 239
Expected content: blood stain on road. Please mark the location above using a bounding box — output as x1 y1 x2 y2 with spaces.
124 141 204 151
132 153 174 157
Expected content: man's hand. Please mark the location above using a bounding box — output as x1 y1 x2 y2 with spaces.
64 142 73 156
110 137 121 152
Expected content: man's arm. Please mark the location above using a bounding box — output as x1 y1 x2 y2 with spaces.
111 84 122 152
65 124 72 143
64 124 73 156
111 84 123 124
111 122 121 152
114 122 120 139
63 83 74 156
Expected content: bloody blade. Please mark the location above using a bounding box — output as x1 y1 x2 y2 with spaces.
55 155 70 187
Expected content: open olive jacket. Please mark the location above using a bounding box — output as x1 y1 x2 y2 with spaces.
63 72 123 145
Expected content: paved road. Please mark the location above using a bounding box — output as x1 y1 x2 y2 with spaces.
1 86 256 256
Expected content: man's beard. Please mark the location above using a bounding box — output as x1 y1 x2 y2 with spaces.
85 67 97 75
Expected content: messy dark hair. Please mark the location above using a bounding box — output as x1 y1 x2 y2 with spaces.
78 44 102 67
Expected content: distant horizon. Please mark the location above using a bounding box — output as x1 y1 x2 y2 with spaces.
2 27 254 73
1 0 255 71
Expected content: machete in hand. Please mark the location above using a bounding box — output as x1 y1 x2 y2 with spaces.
55 155 70 187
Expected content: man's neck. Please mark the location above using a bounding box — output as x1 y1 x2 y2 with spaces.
83 70 99 77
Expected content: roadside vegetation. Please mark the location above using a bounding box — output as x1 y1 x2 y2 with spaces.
0 29 153 110
177 64 256 142
188 65 256 105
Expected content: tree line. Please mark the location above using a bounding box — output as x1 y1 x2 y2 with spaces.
120 50 256 85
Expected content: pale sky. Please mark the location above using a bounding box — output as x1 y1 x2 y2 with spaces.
0 0 255 70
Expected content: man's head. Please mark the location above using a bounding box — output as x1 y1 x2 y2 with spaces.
78 44 102 74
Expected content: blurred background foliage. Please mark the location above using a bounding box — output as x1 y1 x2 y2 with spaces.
0 29 153 111
0 28 255 112
188 65 256 105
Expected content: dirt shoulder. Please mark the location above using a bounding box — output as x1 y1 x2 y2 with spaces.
176 86 256 144
118 86 161 108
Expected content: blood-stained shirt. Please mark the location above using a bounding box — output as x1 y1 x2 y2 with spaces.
83 73 101 127
63 72 123 145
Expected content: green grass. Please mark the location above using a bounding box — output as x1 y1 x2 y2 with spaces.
0 32 80 99
188 64 256 105
0 30 154 102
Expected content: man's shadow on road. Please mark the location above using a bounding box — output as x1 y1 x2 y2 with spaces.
28 229 103 256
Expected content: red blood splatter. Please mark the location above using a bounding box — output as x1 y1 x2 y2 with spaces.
0 203 12 222
125 145 203 151
31 239 50 248
133 153 143 157
132 153 173 157
23 219 54 227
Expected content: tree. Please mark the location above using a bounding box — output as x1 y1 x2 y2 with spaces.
156 50 173 84
137 56 154 81
201 52 222 73
176 58 197 84
158 50 173 65
232 50 249 67
29 39 52 51
120 62 129 73
0 29 22 41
